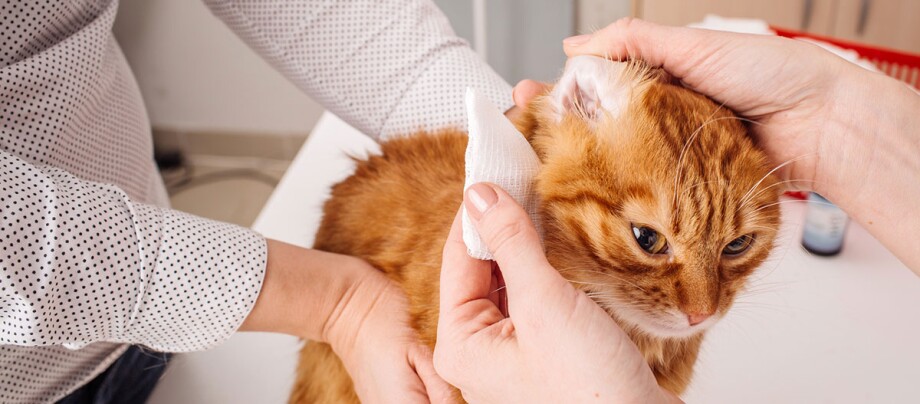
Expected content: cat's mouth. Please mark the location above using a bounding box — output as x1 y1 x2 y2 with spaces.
598 299 718 339
636 311 718 338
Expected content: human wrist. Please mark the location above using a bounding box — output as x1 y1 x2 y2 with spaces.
814 67 920 269
238 239 368 341
319 262 392 358
815 66 920 203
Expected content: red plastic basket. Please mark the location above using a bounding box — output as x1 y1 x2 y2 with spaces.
772 27 920 90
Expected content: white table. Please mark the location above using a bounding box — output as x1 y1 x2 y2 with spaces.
149 112 920 403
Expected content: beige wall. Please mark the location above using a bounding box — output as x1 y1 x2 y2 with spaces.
113 0 323 136
576 0 633 34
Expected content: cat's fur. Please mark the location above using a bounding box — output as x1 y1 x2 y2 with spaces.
289 57 781 403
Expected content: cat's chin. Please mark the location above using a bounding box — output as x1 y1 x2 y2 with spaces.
634 317 713 339
607 304 717 340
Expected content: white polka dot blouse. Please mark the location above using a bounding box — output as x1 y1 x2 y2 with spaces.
0 0 513 402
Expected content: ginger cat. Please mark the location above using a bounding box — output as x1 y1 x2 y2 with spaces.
290 56 782 403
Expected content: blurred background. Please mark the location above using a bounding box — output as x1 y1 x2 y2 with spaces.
111 0 919 228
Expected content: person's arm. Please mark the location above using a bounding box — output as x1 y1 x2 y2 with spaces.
0 150 263 350
0 148 449 400
202 0 513 140
0 149 366 350
562 19 920 272
818 68 920 271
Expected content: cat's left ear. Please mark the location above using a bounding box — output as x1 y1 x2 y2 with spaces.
549 55 641 123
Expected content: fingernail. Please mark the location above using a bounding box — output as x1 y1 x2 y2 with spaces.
465 183 498 220
563 34 590 47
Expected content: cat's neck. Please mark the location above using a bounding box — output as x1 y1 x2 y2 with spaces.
628 328 704 368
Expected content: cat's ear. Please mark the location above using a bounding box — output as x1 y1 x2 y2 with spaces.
549 55 640 123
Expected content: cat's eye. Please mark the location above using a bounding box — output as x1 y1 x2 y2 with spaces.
723 234 755 256
631 225 669 255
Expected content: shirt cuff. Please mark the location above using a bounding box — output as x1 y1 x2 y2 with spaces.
120 207 267 352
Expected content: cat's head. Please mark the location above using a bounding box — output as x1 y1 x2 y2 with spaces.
518 56 781 339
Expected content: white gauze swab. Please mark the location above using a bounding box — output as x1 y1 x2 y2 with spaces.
462 88 542 260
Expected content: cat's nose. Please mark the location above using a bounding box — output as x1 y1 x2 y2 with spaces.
686 312 712 326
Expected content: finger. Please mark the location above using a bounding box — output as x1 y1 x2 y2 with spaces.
410 344 456 404
563 17 715 80
436 208 509 387
439 206 498 314
512 79 548 108
366 363 431 404
463 183 563 307
393 377 433 404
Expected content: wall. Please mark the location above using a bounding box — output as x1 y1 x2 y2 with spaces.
113 0 323 136
434 0 576 83
576 0 633 34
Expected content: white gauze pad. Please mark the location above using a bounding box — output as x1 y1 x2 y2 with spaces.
462 88 542 260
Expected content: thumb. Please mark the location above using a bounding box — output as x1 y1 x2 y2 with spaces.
512 79 548 109
464 183 565 308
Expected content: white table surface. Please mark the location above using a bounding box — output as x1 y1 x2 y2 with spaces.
149 112 920 403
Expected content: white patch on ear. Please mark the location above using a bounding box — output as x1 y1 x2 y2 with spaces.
551 55 633 122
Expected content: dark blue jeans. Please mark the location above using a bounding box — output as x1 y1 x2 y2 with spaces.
57 346 172 404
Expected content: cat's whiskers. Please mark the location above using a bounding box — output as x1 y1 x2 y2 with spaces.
557 266 637 282
728 234 800 303
589 297 624 315
749 198 838 215
585 292 622 302
740 178 818 208
729 299 791 315
729 116 764 127
571 279 621 289
557 267 651 294
737 279 791 294
736 153 816 214
796 243 823 258
746 224 782 232
559 267 627 285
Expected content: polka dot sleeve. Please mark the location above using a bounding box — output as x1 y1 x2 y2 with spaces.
0 150 267 353
203 0 515 140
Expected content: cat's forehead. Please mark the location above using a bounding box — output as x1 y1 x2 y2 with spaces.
608 83 764 186
632 83 746 152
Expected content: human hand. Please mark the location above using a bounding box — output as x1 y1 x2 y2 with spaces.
564 18 879 188
322 258 454 403
510 24 857 188
433 183 680 403
241 241 452 403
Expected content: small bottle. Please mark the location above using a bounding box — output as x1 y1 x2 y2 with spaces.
801 193 849 256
